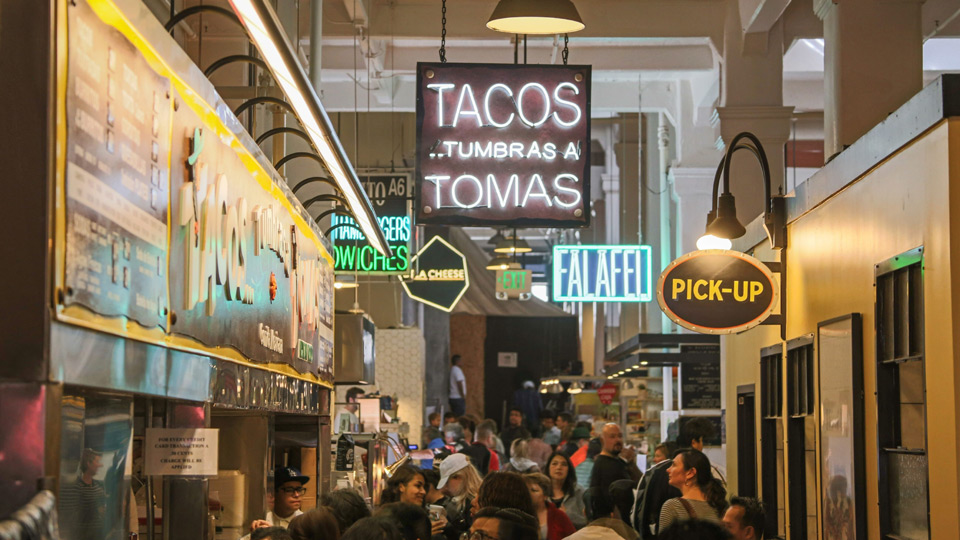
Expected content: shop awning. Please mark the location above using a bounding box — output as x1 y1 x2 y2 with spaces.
446 228 571 317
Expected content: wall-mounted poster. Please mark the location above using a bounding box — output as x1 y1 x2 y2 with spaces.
817 313 865 540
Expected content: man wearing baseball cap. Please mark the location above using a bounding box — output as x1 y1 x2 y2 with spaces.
247 466 310 535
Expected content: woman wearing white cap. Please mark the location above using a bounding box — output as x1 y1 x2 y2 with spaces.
437 453 482 539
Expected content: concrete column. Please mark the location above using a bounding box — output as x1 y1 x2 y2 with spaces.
580 303 596 376
670 167 718 255
715 0 792 225
816 0 923 158
422 227 451 413
616 114 641 341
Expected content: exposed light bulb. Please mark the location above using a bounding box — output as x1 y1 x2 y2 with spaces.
697 234 733 251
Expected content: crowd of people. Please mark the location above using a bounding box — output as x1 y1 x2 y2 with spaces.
248 413 766 540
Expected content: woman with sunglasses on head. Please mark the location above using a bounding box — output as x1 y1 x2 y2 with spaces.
544 452 587 529
523 473 575 540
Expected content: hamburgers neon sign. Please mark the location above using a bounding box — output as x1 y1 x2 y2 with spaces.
416 63 591 227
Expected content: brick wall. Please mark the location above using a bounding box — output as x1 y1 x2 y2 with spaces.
450 314 487 419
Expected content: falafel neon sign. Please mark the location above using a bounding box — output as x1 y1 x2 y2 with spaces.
416 63 591 227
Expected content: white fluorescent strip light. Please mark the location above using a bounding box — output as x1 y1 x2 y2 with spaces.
228 0 389 255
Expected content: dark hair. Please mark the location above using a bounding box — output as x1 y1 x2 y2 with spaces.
474 507 539 540
319 489 371 533
575 421 592 430
345 387 364 402
658 518 732 540
674 450 727 515
477 472 535 516
376 502 431 540
380 466 425 504
509 407 524 417
444 412 457 421
288 507 341 540
655 441 678 458
421 468 440 490
251 527 293 540
80 448 102 473
451 354 462 365
677 418 715 448
428 412 441 422
545 452 577 495
557 412 573 424
341 516 403 540
586 438 602 460
458 416 476 437
728 497 765 539
541 409 556 421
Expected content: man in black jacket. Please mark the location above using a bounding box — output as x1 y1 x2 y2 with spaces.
589 423 641 521
631 418 717 538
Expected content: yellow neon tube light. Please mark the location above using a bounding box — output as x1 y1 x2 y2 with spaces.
228 0 389 255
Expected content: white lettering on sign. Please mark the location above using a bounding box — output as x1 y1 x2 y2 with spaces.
259 323 284 353
432 82 582 130
553 245 652 303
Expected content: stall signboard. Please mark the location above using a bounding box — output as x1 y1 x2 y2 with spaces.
680 360 721 409
416 63 591 227
552 245 653 302
401 236 469 312
57 0 335 384
496 269 532 300
657 250 778 335
331 173 412 275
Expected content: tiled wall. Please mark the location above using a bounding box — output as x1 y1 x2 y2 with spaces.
375 328 426 446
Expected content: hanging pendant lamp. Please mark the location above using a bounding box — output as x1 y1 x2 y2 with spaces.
486 0 585 35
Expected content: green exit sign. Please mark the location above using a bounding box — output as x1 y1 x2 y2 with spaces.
496 269 532 299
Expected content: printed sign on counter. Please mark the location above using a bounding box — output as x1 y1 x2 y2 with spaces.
144 428 218 476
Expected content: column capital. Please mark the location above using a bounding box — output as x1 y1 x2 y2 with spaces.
712 105 795 148
669 167 717 198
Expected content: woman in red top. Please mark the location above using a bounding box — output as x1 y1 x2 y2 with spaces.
524 473 576 540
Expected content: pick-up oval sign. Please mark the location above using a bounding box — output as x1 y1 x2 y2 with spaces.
657 250 778 335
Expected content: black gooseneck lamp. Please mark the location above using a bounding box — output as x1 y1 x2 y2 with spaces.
697 132 787 251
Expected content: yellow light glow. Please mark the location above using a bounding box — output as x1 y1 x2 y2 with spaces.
696 234 733 251
486 16 584 35
229 0 387 255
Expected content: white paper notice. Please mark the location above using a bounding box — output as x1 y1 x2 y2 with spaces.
144 428 219 476
498 352 518 368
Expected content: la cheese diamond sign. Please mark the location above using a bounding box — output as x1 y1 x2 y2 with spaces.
401 236 470 312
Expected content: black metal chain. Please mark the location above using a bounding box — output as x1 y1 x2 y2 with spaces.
439 0 447 63
562 33 569 65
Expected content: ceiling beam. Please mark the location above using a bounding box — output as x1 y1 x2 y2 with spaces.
313 0 727 50
314 39 716 72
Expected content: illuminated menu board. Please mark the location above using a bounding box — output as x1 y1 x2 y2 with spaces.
416 63 591 228
331 173 411 275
